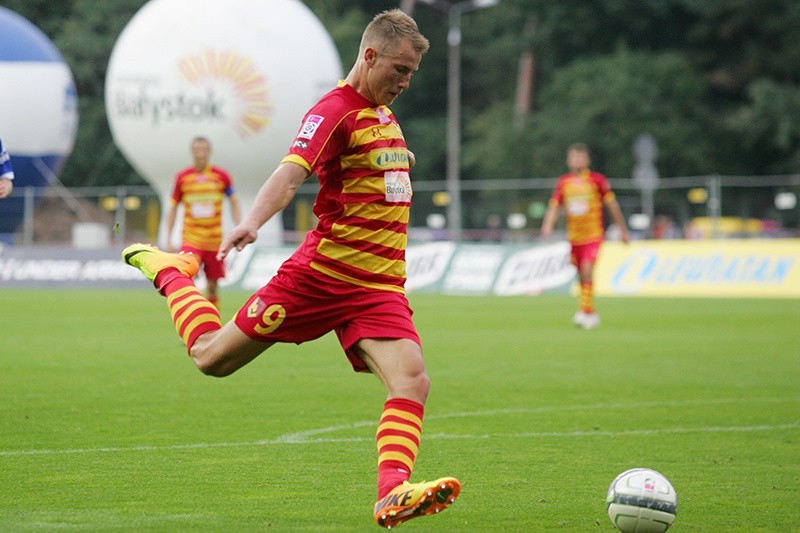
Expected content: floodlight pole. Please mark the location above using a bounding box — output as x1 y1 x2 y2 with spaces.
416 0 499 242
446 7 463 241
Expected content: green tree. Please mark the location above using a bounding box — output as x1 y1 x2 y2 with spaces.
55 0 149 186
729 79 800 173
467 47 712 180
7 0 800 190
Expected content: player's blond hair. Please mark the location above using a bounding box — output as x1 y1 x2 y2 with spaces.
360 9 430 56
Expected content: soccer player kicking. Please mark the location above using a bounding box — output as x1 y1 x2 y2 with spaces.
123 9 459 529
540 143 629 329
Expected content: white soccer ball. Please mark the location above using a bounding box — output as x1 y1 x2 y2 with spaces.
606 468 677 533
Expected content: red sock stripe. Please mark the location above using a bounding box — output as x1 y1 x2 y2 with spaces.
169 291 201 322
177 305 219 341
377 419 422 441
155 268 192 296
379 412 423 427
385 398 424 418
379 444 416 464
184 315 221 349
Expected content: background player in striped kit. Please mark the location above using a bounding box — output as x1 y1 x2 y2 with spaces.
540 143 630 329
165 136 241 309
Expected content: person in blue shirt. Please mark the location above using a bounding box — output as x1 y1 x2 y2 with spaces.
0 136 14 199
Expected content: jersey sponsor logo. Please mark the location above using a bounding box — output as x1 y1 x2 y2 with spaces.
376 106 391 124
293 140 308 149
565 198 590 216
189 202 216 219
384 171 412 203
375 150 409 168
298 114 324 139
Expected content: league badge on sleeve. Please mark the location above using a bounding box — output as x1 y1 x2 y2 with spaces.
298 115 324 139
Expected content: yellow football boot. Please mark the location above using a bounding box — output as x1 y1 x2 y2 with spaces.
122 243 199 282
373 477 461 529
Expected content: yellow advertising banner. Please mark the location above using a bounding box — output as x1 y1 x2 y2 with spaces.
594 239 800 298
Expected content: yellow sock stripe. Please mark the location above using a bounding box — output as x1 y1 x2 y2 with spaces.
166 286 198 307
174 300 218 331
169 296 203 323
377 435 419 457
581 282 594 311
180 313 222 344
380 408 422 428
376 421 421 441
378 450 414 471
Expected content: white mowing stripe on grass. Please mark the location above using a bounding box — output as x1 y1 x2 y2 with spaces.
1 397 798 457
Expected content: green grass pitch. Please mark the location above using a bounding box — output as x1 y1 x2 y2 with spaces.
0 289 798 531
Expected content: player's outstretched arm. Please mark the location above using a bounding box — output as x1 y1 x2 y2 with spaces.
607 198 630 243
540 203 560 238
217 162 308 259
0 177 13 199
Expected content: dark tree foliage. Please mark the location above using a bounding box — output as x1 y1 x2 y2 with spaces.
5 0 800 187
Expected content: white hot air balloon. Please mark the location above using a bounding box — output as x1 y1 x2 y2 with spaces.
105 0 343 246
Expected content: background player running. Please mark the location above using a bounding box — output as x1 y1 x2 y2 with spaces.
540 143 630 329
165 136 241 309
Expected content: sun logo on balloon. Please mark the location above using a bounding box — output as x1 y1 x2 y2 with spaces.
178 49 272 139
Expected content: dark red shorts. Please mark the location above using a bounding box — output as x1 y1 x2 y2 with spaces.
234 266 420 372
570 240 602 268
180 246 226 280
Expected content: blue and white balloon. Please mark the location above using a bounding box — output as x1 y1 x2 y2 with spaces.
0 6 78 236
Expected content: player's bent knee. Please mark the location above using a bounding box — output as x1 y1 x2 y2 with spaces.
413 371 431 400
188 341 232 377
194 357 234 377
187 330 268 377
407 365 430 390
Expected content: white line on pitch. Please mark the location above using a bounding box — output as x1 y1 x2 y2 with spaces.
1 397 797 457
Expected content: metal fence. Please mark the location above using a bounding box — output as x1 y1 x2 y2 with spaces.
1 174 799 246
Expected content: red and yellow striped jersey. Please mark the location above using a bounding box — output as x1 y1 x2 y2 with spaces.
170 165 235 251
282 81 412 293
549 170 615 245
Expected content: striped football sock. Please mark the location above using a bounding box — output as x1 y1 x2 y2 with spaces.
155 269 221 350
580 281 595 313
376 398 423 499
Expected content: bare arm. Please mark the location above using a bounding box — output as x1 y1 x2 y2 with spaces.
606 198 630 243
0 177 13 199
217 162 309 259
540 202 560 238
165 202 178 251
229 194 242 226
